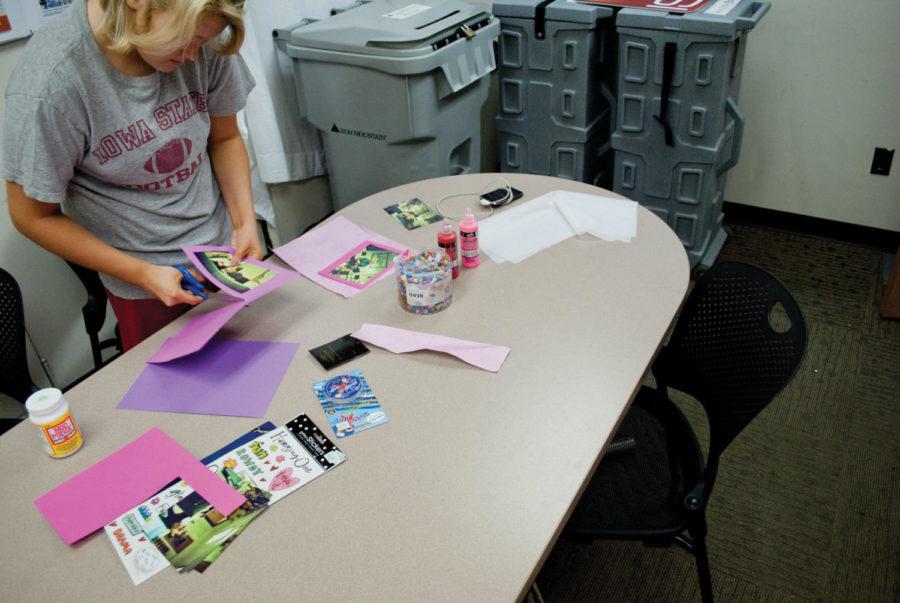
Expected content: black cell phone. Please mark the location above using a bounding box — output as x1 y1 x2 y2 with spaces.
480 186 523 206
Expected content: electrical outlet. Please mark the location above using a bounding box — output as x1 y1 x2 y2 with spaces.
870 147 894 176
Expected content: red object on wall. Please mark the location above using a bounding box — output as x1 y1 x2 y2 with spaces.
576 0 715 13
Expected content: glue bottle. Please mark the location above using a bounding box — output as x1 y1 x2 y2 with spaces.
437 219 459 279
25 388 83 459
459 208 480 269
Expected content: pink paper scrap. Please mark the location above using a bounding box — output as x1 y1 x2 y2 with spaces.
352 323 511 372
148 301 247 363
34 428 245 545
275 215 408 298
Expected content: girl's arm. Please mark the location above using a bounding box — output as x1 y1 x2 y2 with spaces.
6 181 204 306
207 113 262 263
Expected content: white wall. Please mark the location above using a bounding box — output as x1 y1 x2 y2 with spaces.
726 0 900 231
0 40 117 390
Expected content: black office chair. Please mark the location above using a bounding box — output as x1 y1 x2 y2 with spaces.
65 262 122 370
0 267 35 435
564 261 807 602
258 218 275 259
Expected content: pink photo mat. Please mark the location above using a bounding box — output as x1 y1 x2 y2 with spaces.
316 240 405 290
274 215 408 299
184 244 298 303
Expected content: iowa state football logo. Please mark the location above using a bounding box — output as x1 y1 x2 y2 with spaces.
144 138 192 174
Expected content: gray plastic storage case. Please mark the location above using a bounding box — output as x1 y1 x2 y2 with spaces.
276 0 499 209
493 0 617 187
612 0 769 269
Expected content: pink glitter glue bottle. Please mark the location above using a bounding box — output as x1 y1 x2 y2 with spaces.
459 208 480 269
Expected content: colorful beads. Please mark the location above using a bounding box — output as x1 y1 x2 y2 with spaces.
396 249 453 315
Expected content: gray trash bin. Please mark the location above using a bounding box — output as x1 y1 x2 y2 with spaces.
611 0 770 269
275 0 500 209
493 0 617 187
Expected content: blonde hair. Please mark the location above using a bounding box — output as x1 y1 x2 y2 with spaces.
99 0 245 56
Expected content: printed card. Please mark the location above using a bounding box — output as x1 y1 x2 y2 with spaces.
384 197 443 230
166 492 267 574
317 241 404 289
312 370 388 438
133 480 268 575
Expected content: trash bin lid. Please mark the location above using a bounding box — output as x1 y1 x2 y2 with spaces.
287 0 495 58
492 0 613 24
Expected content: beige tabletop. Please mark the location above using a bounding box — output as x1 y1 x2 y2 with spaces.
0 173 689 602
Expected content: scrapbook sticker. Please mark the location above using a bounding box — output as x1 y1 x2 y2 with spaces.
312 370 389 438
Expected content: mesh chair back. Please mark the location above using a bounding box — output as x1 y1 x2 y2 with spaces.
655 262 807 464
0 268 33 402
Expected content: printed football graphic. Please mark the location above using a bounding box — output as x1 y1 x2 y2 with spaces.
144 138 192 174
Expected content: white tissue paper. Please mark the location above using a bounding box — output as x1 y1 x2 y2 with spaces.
479 191 638 264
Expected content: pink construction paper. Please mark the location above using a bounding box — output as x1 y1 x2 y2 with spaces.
120 339 298 417
34 428 245 545
148 246 298 363
275 216 408 298
148 301 247 363
352 323 511 372
184 245 298 303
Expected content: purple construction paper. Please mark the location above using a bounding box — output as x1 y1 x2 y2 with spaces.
119 338 299 417
148 301 246 363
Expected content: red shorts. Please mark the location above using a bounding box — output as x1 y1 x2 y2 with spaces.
105 290 190 352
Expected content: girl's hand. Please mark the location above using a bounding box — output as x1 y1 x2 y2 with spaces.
231 221 263 265
138 264 205 307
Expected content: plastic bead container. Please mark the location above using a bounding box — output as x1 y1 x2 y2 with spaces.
395 249 453 314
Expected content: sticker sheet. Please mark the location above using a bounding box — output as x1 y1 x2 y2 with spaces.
206 418 346 506
312 370 388 438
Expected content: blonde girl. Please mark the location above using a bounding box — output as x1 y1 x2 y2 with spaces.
4 0 258 350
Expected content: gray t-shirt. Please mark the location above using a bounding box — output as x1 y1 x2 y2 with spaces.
3 0 255 298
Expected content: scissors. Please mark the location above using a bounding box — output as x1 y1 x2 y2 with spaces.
176 265 209 300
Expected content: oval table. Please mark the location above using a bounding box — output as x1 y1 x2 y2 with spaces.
0 174 689 602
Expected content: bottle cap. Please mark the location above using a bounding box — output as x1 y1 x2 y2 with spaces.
25 388 65 417
441 219 453 234
461 208 475 225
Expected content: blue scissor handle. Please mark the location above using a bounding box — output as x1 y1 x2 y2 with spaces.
176 265 208 300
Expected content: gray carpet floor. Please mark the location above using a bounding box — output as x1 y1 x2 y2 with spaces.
537 222 900 602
